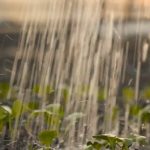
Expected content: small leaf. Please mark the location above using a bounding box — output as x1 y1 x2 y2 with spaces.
142 87 150 99
33 85 40 94
12 100 28 118
0 122 4 132
140 105 150 123
45 86 54 94
28 101 39 110
129 134 147 145
61 88 69 102
122 87 134 102
0 83 10 99
97 89 105 101
120 138 133 148
46 103 60 111
38 130 57 146
0 106 8 120
1 105 12 114
141 112 150 123
130 105 141 117
65 112 85 121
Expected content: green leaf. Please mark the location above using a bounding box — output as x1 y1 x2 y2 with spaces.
31 109 52 117
32 85 40 94
130 105 141 117
28 101 39 110
0 122 4 132
12 100 28 118
142 87 150 99
97 89 105 101
0 83 10 99
93 134 121 142
0 106 8 120
33 85 54 95
112 106 119 120
120 138 133 148
122 87 134 102
129 134 147 145
93 134 132 149
46 103 64 118
61 88 69 102
38 130 57 146
46 103 60 111
45 86 54 94
86 141 103 150
1 105 12 114
141 112 150 123
84 145 93 150
65 112 85 121
140 105 150 123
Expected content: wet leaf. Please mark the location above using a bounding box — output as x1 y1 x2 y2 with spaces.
38 130 57 146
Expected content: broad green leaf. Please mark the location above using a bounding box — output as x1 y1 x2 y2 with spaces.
38 130 57 146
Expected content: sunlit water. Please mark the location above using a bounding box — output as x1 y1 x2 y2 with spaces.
4 0 150 149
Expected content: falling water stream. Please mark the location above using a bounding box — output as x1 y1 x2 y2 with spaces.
1 0 150 149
